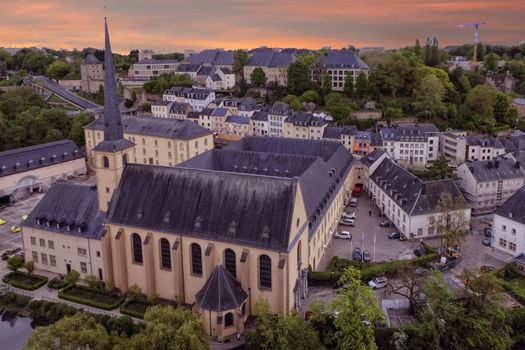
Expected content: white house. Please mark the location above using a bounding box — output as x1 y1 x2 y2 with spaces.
369 156 470 239
204 68 235 90
251 111 269 137
162 87 215 112
267 102 292 138
455 158 525 214
492 186 525 257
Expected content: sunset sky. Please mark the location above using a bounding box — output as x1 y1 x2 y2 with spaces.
1 0 524 54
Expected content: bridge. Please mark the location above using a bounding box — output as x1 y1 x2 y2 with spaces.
30 76 102 112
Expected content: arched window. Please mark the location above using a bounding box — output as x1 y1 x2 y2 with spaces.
102 156 109 168
224 249 236 278
131 233 143 264
191 243 202 276
259 255 272 289
122 153 128 165
160 238 171 269
224 312 234 328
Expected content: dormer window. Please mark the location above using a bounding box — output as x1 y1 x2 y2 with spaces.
77 226 82 234
46 221 51 228
36 218 41 225
56 223 60 230
66 225 71 232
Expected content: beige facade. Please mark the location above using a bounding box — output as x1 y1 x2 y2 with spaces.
244 66 288 86
80 60 104 94
284 122 326 140
22 226 104 279
440 131 468 165
84 125 213 169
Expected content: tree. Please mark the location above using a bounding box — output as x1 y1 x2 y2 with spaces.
7 255 24 272
85 275 100 289
494 93 512 124
250 67 267 87
46 60 71 80
384 107 403 124
275 311 324 350
130 305 208 350
245 300 276 349
484 53 500 72
333 267 384 350
433 193 469 249
343 74 355 98
413 75 445 113
325 93 351 121
68 112 94 147
424 156 454 180
147 292 159 305
465 85 497 121
322 73 332 97
65 270 80 286
127 284 142 300
282 95 301 111
300 90 320 104
104 280 115 296
414 39 421 57
233 50 249 81
24 261 34 275
354 72 369 99
388 267 424 314
23 312 119 350
287 61 312 95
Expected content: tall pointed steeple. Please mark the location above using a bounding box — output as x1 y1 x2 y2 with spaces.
94 18 134 152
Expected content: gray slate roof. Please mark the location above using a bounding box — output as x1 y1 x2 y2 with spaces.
226 115 250 124
22 183 104 239
186 50 234 66
135 58 179 64
195 264 248 312
495 186 525 225
164 87 213 100
314 50 369 69
380 123 439 142
252 111 268 121
466 136 505 148
106 164 298 252
0 140 83 177
372 157 466 215
247 51 296 68
177 63 201 73
465 158 524 182
285 112 326 126
360 149 386 168
85 115 212 140
83 54 101 65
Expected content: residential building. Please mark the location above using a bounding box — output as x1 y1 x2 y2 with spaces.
184 49 235 71
84 115 213 168
244 50 296 86
447 56 472 72
21 183 105 279
162 87 215 112
80 54 104 93
221 98 258 118
0 140 86 205
283 112 326 140
514 98 525 118
175 63 201 81
440 130 468 165
210 108 231 136
150 101 192 119
379 124 440 167
465 136 506 161
128 59 180 80
251 111 269 136
204 68 235 90
492 186 525 257
268 102 292 137
369 156 470 239
221 116 252 141
455 159 525 214
310 50 369 91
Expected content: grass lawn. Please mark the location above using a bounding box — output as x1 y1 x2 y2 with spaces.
59 285 124 310
506 277 525 294
3 272 48 290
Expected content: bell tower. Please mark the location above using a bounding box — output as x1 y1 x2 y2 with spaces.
93 18 135 212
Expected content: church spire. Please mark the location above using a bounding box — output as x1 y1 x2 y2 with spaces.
94 18 133 152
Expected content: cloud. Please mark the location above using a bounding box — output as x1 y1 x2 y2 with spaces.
0 0 523 53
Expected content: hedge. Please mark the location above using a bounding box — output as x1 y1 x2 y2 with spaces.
47 278 70 290
59 285 124 311
120 299 150 319
3 271 48 291
308 253 439 286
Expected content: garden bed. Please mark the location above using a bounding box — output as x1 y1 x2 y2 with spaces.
3 271 48 290
59 285 124 310
120 297 176 319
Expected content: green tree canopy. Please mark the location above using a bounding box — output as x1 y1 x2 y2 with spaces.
250 67 267 87
413 75 446 113
354 72 369 99
47 60 71 80
287 61 312 95
282 95 301 111
325 93 351 121
233 50 249 80
424 156 454 180
300 90 320 104
484 53 500 72
465 85 497 122
143 73 192 95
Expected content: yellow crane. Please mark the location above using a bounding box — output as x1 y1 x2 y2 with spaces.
459 22 486 61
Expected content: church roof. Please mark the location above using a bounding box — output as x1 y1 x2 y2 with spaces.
195 264 248 312
83 54 101 65
94 18 134 153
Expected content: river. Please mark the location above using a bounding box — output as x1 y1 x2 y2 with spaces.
0 313 35 350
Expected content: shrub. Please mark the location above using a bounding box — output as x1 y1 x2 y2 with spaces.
14 295 31 307
4 271 48 290
24 261 35 274
85 275 101 289
28 299 42 310
107 315 135 336
47 278 69 290
64 270 80 286
59 285 124 310
127 283 142 300
7 256 24 272
2 291 16 303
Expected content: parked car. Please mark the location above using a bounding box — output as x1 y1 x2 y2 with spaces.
10 226 21 233
379 219 390 227
21 215 28 221
349 198 359 207
387 232 401 239
363 250 371 262
413 248 425 257
484 228 492 237
343 212 357 219
482 238 491 246
335 231 352 240
353 247 362 261
340 218 355 226
0 218 6 225
368 277 388 289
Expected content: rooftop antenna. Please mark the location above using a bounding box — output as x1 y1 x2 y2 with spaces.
459 22 486 61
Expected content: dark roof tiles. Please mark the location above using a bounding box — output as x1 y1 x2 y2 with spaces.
495 186 525 225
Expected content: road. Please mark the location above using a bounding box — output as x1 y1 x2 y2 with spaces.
33 76 102 111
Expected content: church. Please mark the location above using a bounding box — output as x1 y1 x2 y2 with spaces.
22 19 356 342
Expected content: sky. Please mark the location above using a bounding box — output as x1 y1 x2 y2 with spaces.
0 0 524 54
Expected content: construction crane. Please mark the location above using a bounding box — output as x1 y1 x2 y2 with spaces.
459 22 486 61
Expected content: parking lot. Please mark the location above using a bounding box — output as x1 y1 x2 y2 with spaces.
317 193 418 271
